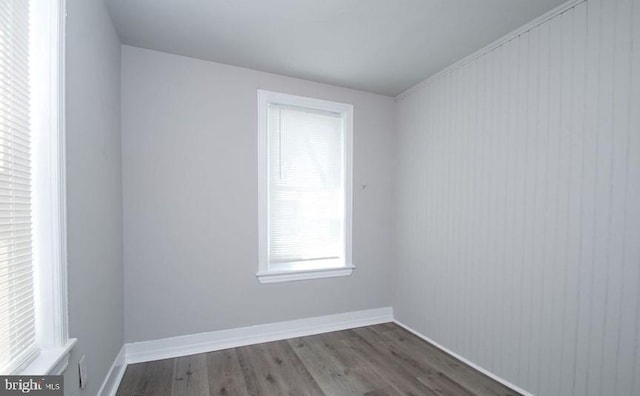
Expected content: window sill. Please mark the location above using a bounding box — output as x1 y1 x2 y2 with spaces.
19 338 77 375
257 265 355 283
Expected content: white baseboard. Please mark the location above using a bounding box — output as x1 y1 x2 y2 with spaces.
393 320 534 396
126 307 393 364
97 344 127 396
101 309 530 396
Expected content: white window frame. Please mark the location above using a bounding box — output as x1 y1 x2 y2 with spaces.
257 90 354 283
16 0 75 375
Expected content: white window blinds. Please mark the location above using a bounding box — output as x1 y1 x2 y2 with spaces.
267 104 346 270
0 0 38 374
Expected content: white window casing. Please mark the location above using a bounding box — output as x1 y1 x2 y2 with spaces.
257 90 354 283
0 0 75 375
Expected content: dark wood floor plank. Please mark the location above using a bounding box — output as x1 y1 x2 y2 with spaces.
353 327 476 396
363 388 401 396
262 340 325 396
350 327 468 396
140 358 174 396
116 358 174 396
313 332 404 395
235 346 261 396
206 348 250 396
171 354 210 396
117 323 523 396
115 362 147 396
289 335 376 395
369 322 398 333
236 342 290 396
380 326 519 396
340 329 440 396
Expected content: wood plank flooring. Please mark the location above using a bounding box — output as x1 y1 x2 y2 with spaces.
116 323 521 396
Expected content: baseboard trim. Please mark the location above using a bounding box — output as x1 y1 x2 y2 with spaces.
101 310 534 396
97 344 127 396
393 320 534 396
126 307 393 364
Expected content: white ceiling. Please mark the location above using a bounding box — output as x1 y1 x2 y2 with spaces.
105 0 567 96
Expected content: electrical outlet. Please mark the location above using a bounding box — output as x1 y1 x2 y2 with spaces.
78 355 87 390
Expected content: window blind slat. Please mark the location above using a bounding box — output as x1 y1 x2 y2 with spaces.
0 176 31 187
0 136 31 152
0 314 36 351
0 224 30 234
0 229 33 239
0 333 37 360
0 341 37 375
0 249 33 263
0 302 34 329
0 144 32 159
0 0 37 375
0 282 34 310
0 165 29 179
0 46 30 65
0 314 34 341
0 142 30 163
0 269 33 290
0 86 31 111
0 235 31 245
0 336 37 366
0 258 33 275
0 339 37 373
0 83 30 110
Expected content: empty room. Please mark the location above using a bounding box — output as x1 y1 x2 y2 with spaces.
1 0 638 395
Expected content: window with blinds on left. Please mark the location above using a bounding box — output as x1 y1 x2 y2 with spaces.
0 0 74 375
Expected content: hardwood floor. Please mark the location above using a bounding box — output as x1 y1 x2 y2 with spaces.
116 323 521 396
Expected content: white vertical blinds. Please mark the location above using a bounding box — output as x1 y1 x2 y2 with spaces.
267 104 345 269
0 0 38 374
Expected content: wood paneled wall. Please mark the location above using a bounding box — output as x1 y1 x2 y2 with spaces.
393 1 640 394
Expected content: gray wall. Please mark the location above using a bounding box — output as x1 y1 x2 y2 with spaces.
393 1 640 395
63 0 124 395
121 46 395 343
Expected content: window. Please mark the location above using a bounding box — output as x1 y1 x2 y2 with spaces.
257 90 354 283
0 0 74 375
